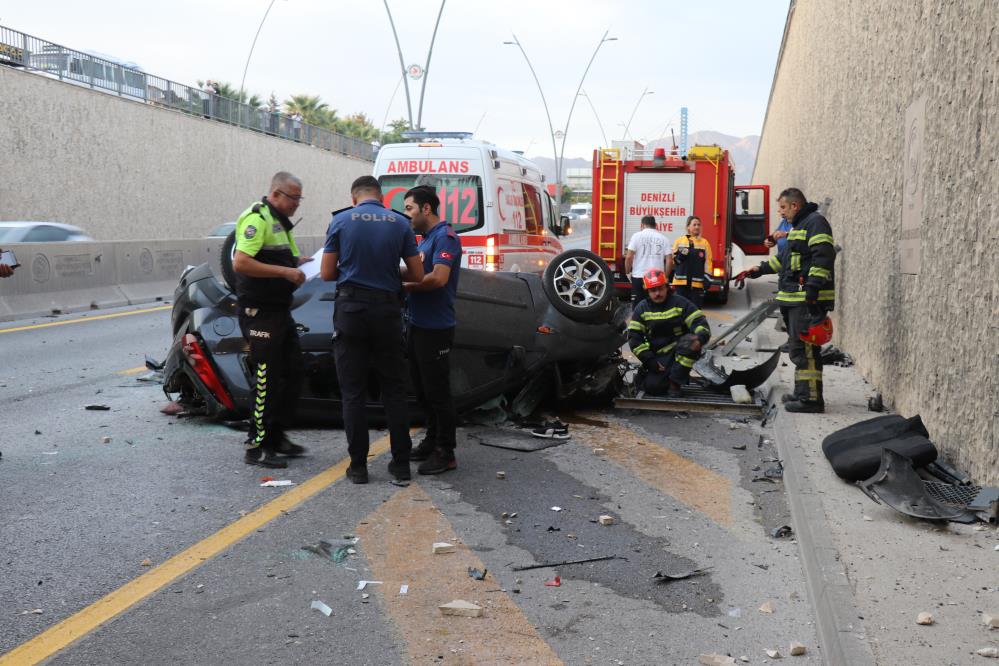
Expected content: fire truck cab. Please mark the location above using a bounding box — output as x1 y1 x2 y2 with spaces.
374 134 569 273
591 143 770 303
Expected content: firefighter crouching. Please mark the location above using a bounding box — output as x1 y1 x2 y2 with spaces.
628 268 712 398
734 187 835 413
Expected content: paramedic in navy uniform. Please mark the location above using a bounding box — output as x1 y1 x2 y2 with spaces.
321 175 424 484
401 185 463 475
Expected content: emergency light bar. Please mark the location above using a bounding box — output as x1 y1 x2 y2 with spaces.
401 131 473 140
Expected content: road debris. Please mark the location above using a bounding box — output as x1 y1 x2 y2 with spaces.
310 599 333 617
399 584 408 595
260 480 294 487
699 653 737 665
356 580 382 591
101 436 112 444
85 404 110 411
544 576 561 587
598 515 615 526
729 385 752 404
916 611 934 625
467 567 487 581
732 443 747 451
18 609 43 615
976 647 998 658
984 612 999 629
593 447 606 454
550 506 563 512
496 471 506 479
789 642 806 656
759 600 775 614
511 555 620 571
771 525 794 539
140 559 152 567
432 542 456 554
653 567 711 583
766 648 782 659
439 600 483 617
868 393 886 412
160 401 184 416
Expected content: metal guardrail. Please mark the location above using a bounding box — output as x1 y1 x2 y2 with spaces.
0 24 375 161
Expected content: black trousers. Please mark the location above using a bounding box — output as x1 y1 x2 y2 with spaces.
408 325 456 452
674 284 705 307
238 307 303 450
787 305 824 403
641 349 699 393
631 277 647 303
333 298 412 466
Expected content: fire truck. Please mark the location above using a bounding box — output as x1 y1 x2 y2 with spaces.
590 143 770 303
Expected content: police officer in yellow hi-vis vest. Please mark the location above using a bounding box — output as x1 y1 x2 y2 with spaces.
233 171 313 468
734 187 836 413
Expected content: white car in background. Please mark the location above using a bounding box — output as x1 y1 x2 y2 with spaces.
0 222 93 243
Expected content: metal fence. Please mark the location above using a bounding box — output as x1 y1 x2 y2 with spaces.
0 24 375 161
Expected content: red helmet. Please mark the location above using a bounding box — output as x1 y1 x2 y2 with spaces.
643 268 668 289
800 316 833 346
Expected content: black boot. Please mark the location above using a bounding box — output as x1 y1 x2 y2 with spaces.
417 448 456 475
410 438 437 462
784 399 824 414
244 446 288 469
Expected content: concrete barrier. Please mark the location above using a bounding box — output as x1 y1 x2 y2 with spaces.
0 236 325 322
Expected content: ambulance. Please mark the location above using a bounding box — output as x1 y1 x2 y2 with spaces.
373 133 569 273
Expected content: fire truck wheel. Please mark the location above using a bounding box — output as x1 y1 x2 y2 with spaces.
543 249 614 323
220 230 239 291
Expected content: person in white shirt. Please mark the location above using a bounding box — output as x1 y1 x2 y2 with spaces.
624 216 668 302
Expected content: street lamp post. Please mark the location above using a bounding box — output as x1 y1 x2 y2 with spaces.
505 32 615 215
503 34 559 207
240 0 281 102
556 31 616 214
621 87 654 140
579 89 608 147
384 0 447 131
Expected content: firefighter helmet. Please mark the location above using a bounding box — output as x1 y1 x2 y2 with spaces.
643 268 668 289
800 316 833 346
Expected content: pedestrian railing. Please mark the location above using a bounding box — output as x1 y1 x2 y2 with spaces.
0 24 375 161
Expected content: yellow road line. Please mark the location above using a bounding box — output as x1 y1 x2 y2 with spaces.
115 366 148 376
0 305 171 335
357 485 563 664
572 419 733 526
0 436 390 665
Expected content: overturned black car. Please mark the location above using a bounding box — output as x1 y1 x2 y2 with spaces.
163 247 628 422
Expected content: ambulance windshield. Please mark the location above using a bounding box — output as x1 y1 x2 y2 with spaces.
379 175 482 233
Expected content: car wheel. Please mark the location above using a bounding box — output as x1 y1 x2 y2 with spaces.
220 230 238 291
542 249 614 323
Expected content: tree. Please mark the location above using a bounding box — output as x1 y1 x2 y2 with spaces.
283 95 337 128
336 112 379 142
380 118 411 145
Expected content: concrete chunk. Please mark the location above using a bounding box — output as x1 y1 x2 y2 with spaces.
983 612 999 629
916 611 934 625
766 648 782 659
759 600 775 614
698 653 737 665
598 515 615 526
439 600 483 617
432 542 456 554
495 471 506 479
789 642 806 656
730 385 752 404
976 647 998 658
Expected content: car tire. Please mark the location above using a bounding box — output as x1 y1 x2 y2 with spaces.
542 249 614 323
220 230 238 291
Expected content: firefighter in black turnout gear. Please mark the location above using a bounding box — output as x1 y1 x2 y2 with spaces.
628 268 712 398
734 187 836 413
233 172 312 468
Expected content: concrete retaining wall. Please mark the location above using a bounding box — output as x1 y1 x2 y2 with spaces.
0 237 324 322
0 65 371 241
752 1 998 482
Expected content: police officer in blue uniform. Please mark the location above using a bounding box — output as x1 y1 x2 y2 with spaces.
321 176 424 484
401 186 463 475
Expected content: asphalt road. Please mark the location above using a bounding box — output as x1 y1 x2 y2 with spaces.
0 297 823 665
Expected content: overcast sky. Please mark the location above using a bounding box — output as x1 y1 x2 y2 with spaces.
2 0 789 159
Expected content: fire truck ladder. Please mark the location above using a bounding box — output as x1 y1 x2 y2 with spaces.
596 148 622 263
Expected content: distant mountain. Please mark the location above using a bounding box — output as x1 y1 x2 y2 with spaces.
529 132 760 185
